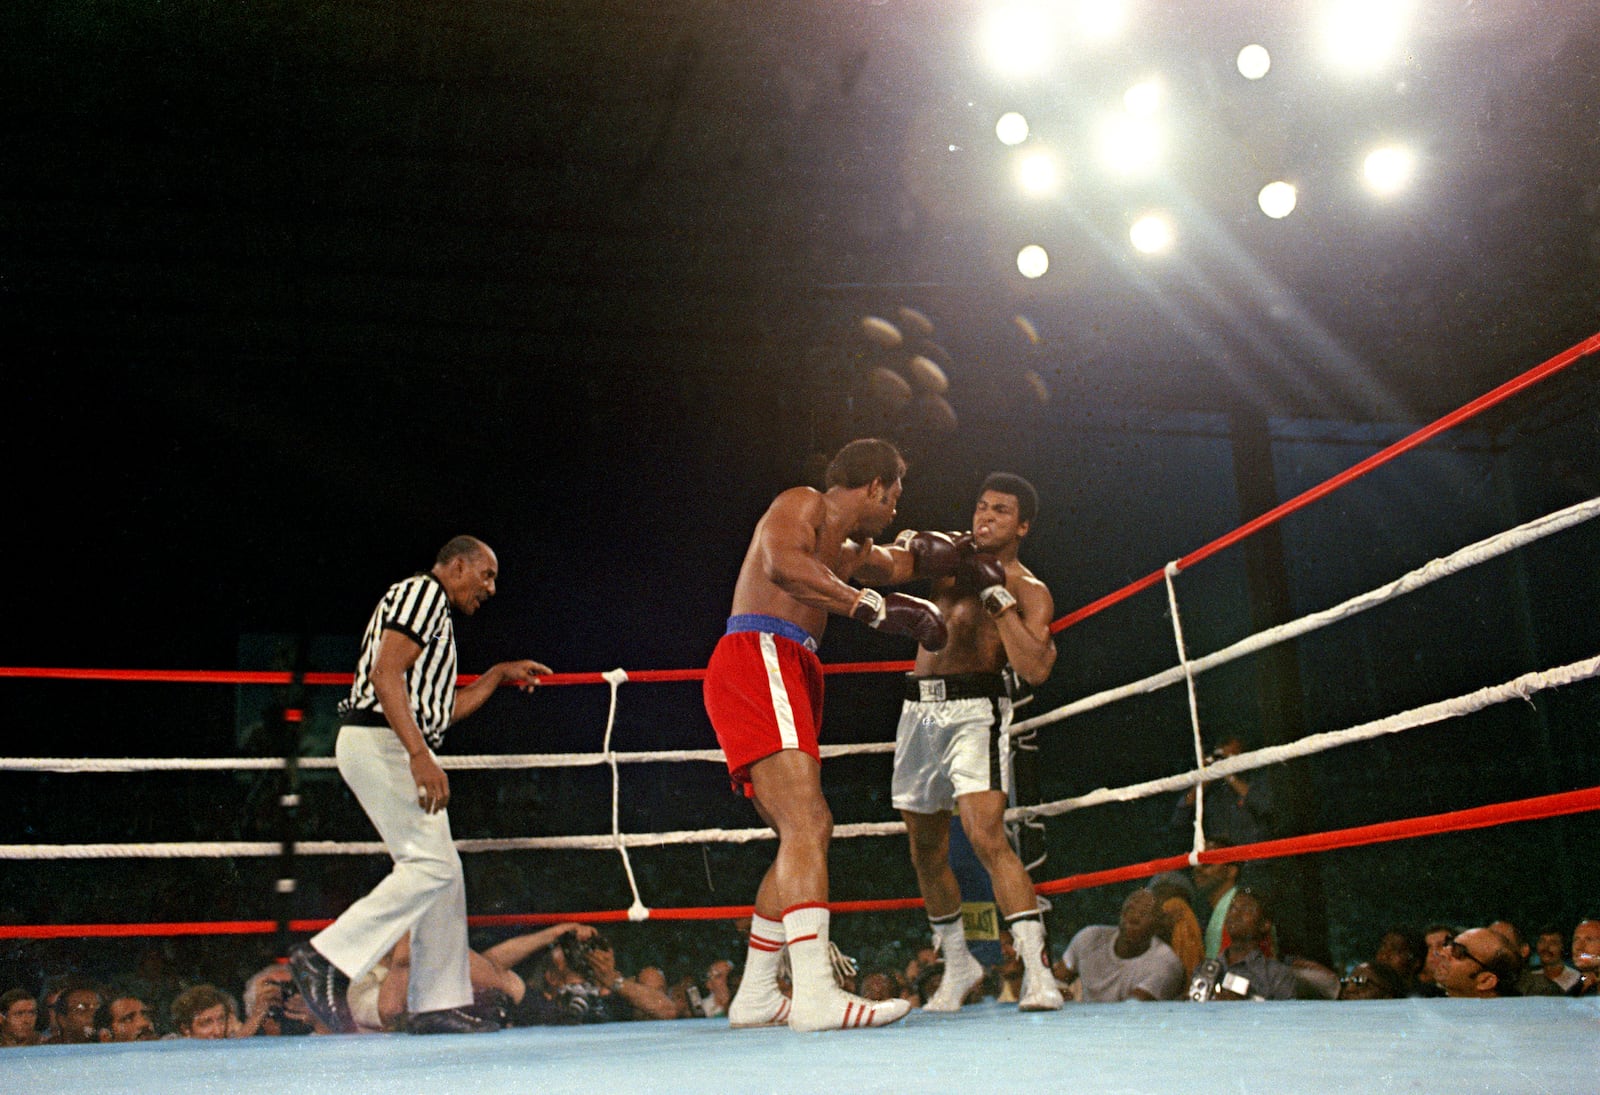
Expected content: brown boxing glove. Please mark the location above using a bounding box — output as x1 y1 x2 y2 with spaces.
892 529 966 579
959 553 1017 617
851 588 949 651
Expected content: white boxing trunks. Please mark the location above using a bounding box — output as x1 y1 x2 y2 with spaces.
890 672 1014 814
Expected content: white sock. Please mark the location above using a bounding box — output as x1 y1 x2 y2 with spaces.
1008 912 1050 975
742 913 785 989
930 911 974 965
782 903 835 998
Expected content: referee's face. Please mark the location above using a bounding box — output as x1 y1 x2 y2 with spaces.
447 547 499 615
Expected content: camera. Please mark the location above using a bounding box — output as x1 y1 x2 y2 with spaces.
557 930 611 977
556 981 608 1023
267 978 299 1020
1220 972 1252 998
1187 958 1223 1002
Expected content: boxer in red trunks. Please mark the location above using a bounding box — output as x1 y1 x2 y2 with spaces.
703 438 956 1032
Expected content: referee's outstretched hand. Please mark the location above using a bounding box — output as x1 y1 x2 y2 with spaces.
501 660 554 692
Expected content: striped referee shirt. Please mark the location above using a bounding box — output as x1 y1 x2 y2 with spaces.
339 572 458 749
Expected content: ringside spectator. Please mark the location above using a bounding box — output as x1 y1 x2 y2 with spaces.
170 984 232 1039
0 989 41 1047
1215 890 1298 1001
1519 926 1580 997
1435 928 1521 998
1061 889 1185 1002
97 991 157 1042
52 984 104 1045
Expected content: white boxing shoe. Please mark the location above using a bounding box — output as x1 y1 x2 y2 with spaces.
921 952 985 1012
1017 966 1065 1012
788 988 911 1032
727 984 792 1029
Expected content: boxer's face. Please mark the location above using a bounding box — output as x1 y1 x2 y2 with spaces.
972 491 1027 551
858 477 902 538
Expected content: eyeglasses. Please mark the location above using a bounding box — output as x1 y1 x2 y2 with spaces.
1340 974 1371 987
1446 939 1485 967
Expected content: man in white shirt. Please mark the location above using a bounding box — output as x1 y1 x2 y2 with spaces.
1061 889 1186 1002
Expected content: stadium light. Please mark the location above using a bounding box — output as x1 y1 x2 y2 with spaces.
1237 43 1271 80
1129 214 1175 254
1095 112 1162 177
1017 244 1050 278
1258 181 1298 219
980 5 1055 79
995 111 1031 146
1123 78 1163 118
1320 0 1411 73
1016 150 1062 197
1068 0 1127 45
1362 145 1415 195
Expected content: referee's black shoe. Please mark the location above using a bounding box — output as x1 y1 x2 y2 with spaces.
406 1006 501 1035
288 943 355 1033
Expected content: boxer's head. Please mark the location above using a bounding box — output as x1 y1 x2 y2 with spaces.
827 438 906 538
973 472 1037 552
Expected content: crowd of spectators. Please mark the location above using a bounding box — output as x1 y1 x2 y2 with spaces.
4 866 1596 1045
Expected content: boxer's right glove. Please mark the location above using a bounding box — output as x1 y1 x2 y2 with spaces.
892 529 966 579
851 588 949 651
959 553 1017 618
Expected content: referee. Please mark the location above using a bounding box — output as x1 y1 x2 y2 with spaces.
290 535 550 1035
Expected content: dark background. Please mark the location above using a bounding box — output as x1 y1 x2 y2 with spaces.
2 1 1598 983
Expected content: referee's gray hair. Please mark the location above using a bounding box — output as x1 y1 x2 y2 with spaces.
435 535 489 566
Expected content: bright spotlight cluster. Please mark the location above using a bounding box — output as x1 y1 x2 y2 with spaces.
978 2 1423 280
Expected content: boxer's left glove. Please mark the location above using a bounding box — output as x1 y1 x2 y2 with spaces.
892 529 966 579
959 553 1017 618
851 588 949 651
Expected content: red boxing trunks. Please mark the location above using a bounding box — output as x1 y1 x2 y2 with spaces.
703 614 824 797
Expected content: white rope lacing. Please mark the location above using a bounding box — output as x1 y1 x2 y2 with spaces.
1162 558 1209 861
1012 494 1600 734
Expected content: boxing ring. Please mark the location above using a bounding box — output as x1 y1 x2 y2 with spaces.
3 332 1599 1090
11 997 1600 1094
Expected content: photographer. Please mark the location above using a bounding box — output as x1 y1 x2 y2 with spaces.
238 964 329 1036
1169 736 1275 847
509 930 676 1025
360 922 590 1031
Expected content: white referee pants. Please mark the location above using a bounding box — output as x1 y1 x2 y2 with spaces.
311 724 473 1014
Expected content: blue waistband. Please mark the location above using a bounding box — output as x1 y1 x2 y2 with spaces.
725 613 819 653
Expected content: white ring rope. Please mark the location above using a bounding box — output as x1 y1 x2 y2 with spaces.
0 742 897 775
3 653 1594 860
1011 494 1600 734
1011 651 1600 822
0 499 1595 876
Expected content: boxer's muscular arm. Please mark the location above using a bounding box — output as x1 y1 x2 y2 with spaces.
994 574 1057 687
758 489 873 615
844 540 916 586
853 529 965 585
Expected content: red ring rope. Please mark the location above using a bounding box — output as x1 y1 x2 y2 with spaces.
4 783 1594 940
